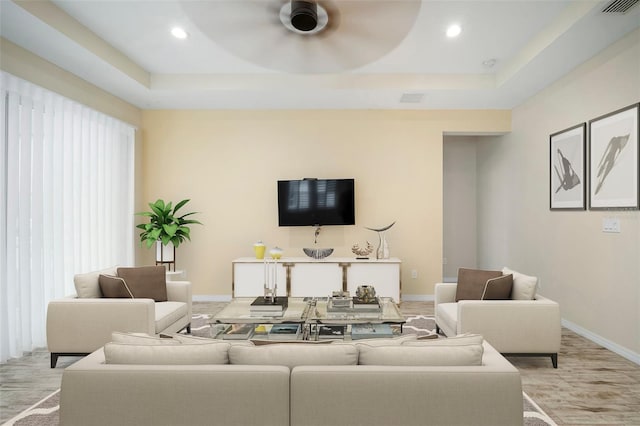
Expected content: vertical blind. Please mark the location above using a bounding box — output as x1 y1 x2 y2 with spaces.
0 72 135 363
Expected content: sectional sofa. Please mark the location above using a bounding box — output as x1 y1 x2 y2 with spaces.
59 334 524 426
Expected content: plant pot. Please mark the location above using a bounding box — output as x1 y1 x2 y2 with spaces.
156 241 175 262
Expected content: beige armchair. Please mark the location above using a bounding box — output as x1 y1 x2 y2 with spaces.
435 282 561 367
47 269 191 368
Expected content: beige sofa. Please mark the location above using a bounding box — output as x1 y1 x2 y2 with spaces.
59 337 523 426
435 282 561 367
47 267 192 367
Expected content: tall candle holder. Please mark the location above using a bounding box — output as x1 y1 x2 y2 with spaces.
263 258 278 303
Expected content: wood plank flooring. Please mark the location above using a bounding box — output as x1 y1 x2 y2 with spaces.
1 301 639 425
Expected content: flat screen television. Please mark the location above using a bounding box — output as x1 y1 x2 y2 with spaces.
278 178 355 226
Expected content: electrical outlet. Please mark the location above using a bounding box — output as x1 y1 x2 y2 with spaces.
602 217 621 233
411 269 418 279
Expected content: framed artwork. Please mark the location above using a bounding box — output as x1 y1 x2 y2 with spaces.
588 103 639 210
550 123 586 210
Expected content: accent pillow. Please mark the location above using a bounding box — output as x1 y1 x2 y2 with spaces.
111 332 179 345
74 266 117 298
358 343 483 366
228 343 358 369
99 274 134 298
117 266 168 302
502 267 538 300
481 274 513 300
104 342 229 365
455 268 502 301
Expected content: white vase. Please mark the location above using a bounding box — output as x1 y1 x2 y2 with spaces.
156 241 175 262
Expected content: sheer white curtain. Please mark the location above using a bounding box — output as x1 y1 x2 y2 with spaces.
0 72 135 363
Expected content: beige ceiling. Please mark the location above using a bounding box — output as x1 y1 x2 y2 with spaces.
1 0 639 109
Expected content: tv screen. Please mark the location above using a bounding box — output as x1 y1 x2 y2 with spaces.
278 179 355 226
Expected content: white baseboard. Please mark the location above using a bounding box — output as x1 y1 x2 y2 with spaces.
562 318 640 366
193 295 232 302
401 294 434 302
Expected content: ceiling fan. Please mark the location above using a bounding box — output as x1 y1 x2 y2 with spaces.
179 0 422 73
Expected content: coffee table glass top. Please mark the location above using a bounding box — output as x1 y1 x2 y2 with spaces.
308 297 405 324
211 296 404 327
211 297 310 324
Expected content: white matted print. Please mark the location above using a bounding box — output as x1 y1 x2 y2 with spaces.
589 103 639 210
550 123 586 210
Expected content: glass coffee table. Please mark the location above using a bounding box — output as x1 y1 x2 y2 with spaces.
209 297 405 341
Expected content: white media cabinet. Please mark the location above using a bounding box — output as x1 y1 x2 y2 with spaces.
232 257 402 301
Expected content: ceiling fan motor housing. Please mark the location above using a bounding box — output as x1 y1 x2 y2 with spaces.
291 0 318 31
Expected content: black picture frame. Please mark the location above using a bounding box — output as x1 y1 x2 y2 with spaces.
550 123 586 210
588 103 639 210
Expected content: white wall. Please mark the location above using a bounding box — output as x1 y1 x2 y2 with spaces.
443 136 478 280
476 29 640 360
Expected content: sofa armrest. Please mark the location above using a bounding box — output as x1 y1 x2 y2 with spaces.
457 297 561 353
434 282 457 307
166 280 192 322
46 298 155 353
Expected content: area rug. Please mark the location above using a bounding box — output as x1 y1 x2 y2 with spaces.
3 314 557 426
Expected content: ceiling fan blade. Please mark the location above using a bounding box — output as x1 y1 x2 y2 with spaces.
179 0 421 73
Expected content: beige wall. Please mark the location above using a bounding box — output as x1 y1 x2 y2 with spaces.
141 110 510 298
476 29 640 357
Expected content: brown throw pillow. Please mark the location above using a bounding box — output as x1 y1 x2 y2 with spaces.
455 268 502 301
481 274 513 300
99 274 134 298
117 266 168 302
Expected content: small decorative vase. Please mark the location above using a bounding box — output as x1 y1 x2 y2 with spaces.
253 241 266 259
269 247 283 260
376 232 390 259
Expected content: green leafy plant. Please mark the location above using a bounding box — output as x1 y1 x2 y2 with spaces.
135 199 202 249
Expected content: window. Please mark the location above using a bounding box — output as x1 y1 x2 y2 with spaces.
0 72 135 363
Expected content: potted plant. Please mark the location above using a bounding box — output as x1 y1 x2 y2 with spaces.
135 199 202 266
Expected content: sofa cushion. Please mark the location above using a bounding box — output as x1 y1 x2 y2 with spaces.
99 274 134 299
111 332 179 345
155 301 188 333
455 268 502 301
104 342 230 365
228 343 358 369
502 267 538 300
117 266 168 302
481 274 513 300
358 343 484 366
74 266 117 298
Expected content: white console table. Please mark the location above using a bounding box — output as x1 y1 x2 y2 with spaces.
232 257 401 301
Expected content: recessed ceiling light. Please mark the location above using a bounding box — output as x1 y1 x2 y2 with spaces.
171 27 188 40
446 24 461 38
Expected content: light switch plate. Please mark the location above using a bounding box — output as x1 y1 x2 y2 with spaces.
602 217 621 233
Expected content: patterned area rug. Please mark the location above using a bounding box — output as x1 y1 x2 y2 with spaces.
2 314 557 426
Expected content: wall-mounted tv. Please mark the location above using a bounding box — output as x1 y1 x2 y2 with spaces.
277 178 355 226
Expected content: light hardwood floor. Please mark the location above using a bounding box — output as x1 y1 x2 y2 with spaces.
1 301 639 425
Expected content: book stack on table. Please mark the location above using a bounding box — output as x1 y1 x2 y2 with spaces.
222 324 255 340
350 324 394 339
352 297 381 312
249 297 288 316
317 325 346 340
268 324 301 340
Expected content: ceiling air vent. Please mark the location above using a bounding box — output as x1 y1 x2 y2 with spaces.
602 0 639 13
399 93 425 104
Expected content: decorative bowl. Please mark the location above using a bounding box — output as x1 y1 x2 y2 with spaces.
303 248 334 260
